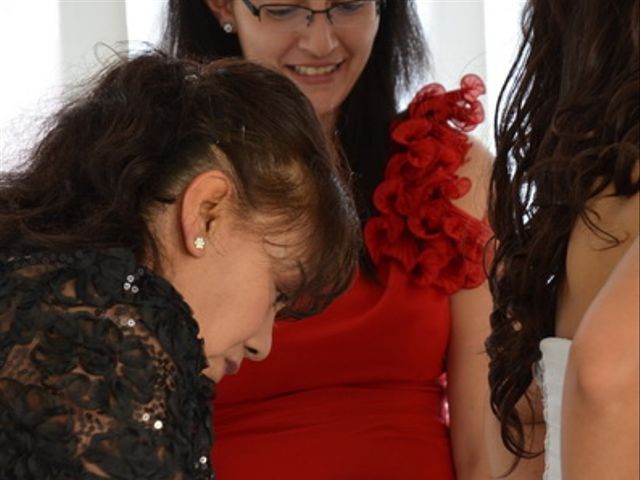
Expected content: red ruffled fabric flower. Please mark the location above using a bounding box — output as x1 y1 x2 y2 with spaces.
364 74 492 294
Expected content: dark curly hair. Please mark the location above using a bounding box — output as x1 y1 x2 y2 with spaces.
161 0 428 244
486 0 640 465
0 51 361 319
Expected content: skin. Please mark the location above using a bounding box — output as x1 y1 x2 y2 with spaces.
206 2 493 477
563 235 639 480
485 390 546 479
151 167 299 383
206 0 379 131
448 140 494 479
486 189 640 478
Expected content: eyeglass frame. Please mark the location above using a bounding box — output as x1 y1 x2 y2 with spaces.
239 0 383 29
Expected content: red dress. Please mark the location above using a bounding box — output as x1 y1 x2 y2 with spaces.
212 76 490 480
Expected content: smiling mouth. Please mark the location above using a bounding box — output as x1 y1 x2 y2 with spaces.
290 63 342 76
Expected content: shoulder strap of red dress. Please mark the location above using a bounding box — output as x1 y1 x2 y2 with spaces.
364 75 492 294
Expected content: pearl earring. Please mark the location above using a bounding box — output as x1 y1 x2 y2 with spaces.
194 237 206 250
222 22 234 34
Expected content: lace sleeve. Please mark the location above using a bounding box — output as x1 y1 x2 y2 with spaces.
0 249 214 480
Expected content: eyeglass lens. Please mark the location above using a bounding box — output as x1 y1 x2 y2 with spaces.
258 1 378 31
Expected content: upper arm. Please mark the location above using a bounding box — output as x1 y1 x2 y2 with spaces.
568 235 639 395
561 236 639 480
0 302 204 479
446 138 548 478
76 309 191 478
447 137 493 410
447 280 493 478
445 137 494 477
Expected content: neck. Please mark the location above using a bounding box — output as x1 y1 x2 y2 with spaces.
319 110 338 138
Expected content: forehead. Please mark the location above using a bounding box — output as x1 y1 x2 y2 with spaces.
262 227 308 263
260 225 311 276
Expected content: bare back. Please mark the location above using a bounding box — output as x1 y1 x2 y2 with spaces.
556 188 639 338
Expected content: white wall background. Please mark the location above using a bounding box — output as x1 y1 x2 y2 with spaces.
417 0 525 144
0 0 525 171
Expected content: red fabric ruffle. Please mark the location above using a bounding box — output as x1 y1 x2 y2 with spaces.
364 74 491 294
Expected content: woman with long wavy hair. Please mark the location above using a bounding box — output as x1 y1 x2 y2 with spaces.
486 0 639 478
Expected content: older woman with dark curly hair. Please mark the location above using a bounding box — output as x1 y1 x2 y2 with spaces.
0 51 360 479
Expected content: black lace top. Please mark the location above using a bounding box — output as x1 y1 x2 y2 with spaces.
0 246 215 479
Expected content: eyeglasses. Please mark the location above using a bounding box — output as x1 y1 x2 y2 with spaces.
240 0 381 32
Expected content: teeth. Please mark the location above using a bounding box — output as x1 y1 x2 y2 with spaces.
293 65 338 76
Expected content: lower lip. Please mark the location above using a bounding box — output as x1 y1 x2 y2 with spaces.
287 63 342 86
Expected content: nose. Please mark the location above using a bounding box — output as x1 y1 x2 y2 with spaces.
297 14 339 58
244 314 274 362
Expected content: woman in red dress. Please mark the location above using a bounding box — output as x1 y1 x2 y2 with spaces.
163 1 493 478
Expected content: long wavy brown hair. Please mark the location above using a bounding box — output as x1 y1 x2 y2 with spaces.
486 0 640 463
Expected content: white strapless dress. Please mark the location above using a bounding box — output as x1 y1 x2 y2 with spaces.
536 337 572 480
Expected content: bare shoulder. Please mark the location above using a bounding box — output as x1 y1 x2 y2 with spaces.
450 137 493 220
557 190 639 337
567 234 638 393
581 233 639 321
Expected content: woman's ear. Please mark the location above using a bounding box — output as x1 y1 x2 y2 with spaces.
204 0 236 25
180 169 233 257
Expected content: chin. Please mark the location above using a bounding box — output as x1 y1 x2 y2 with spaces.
204 364 223 383
310 99 341 123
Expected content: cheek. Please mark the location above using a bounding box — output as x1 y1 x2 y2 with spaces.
239 293 274 335
236 29 290 67
338 19 378 64
353 29 378 67
200 278 273 355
